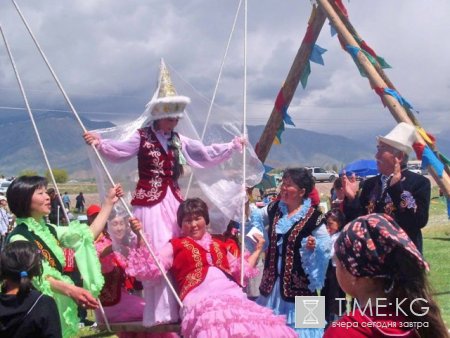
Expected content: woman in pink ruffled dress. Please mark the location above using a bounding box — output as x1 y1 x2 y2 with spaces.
83 61 244 331
127 198 297 338
94 211 151 338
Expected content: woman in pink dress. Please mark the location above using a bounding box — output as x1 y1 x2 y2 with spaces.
83 61 245 329
94 211 150 338
127 198 297 338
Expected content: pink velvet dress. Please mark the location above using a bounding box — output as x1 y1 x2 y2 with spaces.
96 129 240 328
126 233 297 338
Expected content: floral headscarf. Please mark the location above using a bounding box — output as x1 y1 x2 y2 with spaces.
335 213 428 277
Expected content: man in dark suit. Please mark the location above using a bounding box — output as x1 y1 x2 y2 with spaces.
342 122 430 252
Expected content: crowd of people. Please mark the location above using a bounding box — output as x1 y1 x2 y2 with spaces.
0 61 448 338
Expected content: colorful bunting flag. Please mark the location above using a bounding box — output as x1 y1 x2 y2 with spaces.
345 45 367 77
438 152 450 166
300 62 311 89
334 0 349 17
376 56 391 69
384 88 413 110
421 146 444 178
329 23 337 37
310 44 327 65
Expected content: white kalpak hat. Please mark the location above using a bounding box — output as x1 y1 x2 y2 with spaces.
144 58 190 122
377 122 417 155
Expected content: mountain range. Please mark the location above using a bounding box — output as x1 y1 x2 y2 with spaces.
1 111 449 178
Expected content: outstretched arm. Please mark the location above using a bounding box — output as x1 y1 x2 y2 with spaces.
83 131 140 162
47 277 98 309
90 184 124 239
179 134 245 168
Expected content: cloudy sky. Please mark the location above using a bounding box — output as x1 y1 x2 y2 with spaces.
1 0 449 138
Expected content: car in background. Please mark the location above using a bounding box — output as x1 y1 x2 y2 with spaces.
306 167 338 182
0 180 11 195
407 163 422 175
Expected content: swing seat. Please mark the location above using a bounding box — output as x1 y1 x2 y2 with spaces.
97 321 181 334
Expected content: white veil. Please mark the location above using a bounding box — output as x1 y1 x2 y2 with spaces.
87 59 264 233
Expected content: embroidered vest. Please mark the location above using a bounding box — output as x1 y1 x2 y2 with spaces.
98 266 124 306
131 127 183 206
259 201 324 302
8 223 63 273
170 237 234 300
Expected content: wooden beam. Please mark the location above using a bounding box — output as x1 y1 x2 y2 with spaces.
316 0 450 197
255 6 326 163
329 0 450 178
97 322 180 333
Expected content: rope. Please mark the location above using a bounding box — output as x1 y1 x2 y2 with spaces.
0 22 69 225
10 0 183 308
240 0 248 286
185 0 243 198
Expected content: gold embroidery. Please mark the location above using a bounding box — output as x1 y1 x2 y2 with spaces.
180 239 203 298
212 241 223 266
282 207 314 298
180 268 203 299
34 240 57 268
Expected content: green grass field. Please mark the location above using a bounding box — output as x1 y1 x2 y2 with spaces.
423 190 450 327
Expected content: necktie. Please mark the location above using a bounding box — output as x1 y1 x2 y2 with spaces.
381 175 390 195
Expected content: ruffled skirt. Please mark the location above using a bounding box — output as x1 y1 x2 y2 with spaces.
182 294 296 338
181 269 296 338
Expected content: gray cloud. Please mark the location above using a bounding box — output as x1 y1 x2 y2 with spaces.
1 0 449 137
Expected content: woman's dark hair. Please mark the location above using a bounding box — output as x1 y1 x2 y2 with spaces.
168 133 184 181
177 198 209 227
0 241 42 298
6 176 48 218
325 208 346 230
153 120 184 181
383 248 448 338
282 167 315 196
333 176 343 190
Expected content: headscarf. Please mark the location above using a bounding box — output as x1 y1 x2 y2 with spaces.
335 213 428 278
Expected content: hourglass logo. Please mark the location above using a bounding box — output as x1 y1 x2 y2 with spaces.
295 296 325 328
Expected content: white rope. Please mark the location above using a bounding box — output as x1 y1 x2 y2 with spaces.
185 0 243 198
10 0 183 308
0 21 69 224
97 299 112 333
240 0 248 286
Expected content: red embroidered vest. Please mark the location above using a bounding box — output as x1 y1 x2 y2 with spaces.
131 128 184 206
170 237 233 300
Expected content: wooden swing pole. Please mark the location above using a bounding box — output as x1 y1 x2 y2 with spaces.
255 5 327 163
316 0 450 197
329 0 450 179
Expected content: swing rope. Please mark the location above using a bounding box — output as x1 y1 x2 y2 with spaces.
10 0 183 308
185 0 244 197
240 0 248 286
0 18 114 328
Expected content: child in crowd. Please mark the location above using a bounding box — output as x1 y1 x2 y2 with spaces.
0 241 62 338
324 213 448 338
321 208 346 325
126 198 297 338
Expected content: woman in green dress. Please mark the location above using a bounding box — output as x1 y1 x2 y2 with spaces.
6 175 122 338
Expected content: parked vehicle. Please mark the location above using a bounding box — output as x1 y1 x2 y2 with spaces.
407 162 422 175
306 167 337 182
0 180 11 195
